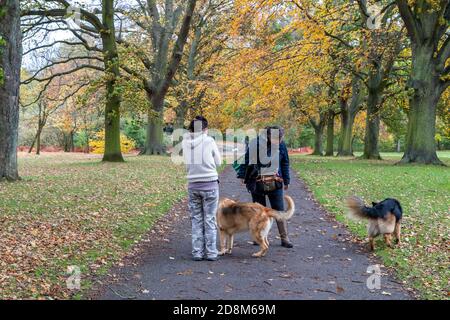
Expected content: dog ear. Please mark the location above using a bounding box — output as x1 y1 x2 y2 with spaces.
372 202 378 206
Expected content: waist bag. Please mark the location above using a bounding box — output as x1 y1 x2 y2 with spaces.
256 175 283 193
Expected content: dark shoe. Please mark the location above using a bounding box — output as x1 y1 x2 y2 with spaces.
192 256 203 261
206 256 219 261
281 240 293 248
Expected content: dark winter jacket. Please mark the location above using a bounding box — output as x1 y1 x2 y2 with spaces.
237 136 290 189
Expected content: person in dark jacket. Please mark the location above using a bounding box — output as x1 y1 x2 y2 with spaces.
237 126 293 248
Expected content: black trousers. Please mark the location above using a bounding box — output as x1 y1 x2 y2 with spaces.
251 188 289 241
251 188 284 211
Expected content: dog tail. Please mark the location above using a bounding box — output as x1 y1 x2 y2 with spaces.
345 196 381 221
268 196 295 221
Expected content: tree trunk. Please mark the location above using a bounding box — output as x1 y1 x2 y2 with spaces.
63 134 70 152
175 100 188 129
400 45 442 165
36 128 42 155
85 134 90 153
142 95 166 155
70 131 75 153
31 106 46 155
101 0 124 162
337 120 344 155
0 0 22 181
325 111 335 156
337 79 361 157
338 110 357 156
312 126 324 156
361 88 382 160
141 0 198 156
401 91 441 164
396 139 401 153
28 135 36 153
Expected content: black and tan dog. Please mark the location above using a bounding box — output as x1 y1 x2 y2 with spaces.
346 196 403 251
217 196 295 257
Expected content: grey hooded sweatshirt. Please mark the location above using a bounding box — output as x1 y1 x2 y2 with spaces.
182 132 222 184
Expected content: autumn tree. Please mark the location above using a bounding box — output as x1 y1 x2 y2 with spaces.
0 0 22 181
22 0 125 162
285 0 365 156
171 0 232 128
357 0 406 160
290 0 407 158
119 0 198 155
395 0 450 164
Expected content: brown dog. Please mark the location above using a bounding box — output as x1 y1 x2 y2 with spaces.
216 196 295 257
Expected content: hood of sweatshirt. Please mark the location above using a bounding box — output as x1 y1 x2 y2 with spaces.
183 132 206 149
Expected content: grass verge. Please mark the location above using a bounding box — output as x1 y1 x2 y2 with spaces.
0 153 186 299
291 152 449 300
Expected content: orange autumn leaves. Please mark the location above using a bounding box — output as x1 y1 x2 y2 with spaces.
204 0 338 129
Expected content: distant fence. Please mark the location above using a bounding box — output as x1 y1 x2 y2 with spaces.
289 147 313 154
18 146 140 154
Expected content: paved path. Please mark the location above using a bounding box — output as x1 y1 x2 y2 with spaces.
94 167 412 300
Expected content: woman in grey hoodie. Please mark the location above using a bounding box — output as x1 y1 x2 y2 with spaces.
182 116 222 261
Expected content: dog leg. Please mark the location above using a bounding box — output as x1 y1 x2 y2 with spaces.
368 236 375 251
227 234 234 254
218 230 227 256
262 238 269 257
264 237 269 249
252 236 268 258
384 234 393 248
394 222 401 245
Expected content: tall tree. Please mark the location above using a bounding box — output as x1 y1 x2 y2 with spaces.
120 0 198 155
22 0 124 162
101 0 123 161
325 109 338 156
0 0 22 181
337 77 363 156
358 0 405 160
395 0 450 164
172 1 231 128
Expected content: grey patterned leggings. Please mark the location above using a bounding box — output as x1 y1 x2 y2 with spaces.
188 189 219 258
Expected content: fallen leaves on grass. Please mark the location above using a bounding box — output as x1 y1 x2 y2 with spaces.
292 155 450 300
0 153 186 299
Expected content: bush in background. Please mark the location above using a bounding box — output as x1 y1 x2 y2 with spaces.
90 130 136 154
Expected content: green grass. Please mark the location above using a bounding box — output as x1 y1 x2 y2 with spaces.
291 152 450 300
0 152 187 299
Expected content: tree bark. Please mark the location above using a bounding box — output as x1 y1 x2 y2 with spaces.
337 79 362 157
399 45 443 165
70 130 75 152
28 134 36 153
101 0 124 162
36 127 42 155
29 103 47 155
312 126 324 156
361 87 382 160
395 0 447 165
85 134 90 153
142 0 198 156
142 94 166 155
175 99 188 129
63 133 71 152
325 110 335 156
338 110 356 156
0 0 22 181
